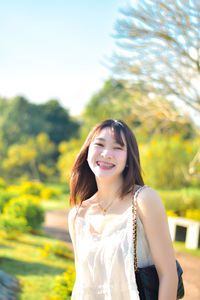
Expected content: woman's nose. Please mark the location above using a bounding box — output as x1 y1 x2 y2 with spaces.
100 149 112 158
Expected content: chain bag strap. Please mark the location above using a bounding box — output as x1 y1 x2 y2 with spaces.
132 185 184 300
132 185 147 272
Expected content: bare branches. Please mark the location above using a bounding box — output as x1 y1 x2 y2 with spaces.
112 0 200 113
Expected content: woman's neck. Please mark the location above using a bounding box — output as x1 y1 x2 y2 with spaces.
95 176 123 206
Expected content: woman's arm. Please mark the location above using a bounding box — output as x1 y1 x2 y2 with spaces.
137 187 178 300
68 207 78 268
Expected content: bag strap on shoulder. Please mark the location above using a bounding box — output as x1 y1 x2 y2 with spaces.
132 185 148 272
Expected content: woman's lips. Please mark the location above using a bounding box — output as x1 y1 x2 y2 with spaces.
96 161 115 169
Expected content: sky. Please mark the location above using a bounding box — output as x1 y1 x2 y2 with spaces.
0 0 130 116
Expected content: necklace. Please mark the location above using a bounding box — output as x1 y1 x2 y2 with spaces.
97 198 115 216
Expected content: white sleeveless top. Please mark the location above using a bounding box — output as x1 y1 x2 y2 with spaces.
68 190 154 300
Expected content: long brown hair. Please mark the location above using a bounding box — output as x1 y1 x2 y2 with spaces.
70 119 144 207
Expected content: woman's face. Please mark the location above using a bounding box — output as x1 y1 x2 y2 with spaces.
87 127 127 180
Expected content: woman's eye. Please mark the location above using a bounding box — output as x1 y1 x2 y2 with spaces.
95 143 104 147
114 147 122 150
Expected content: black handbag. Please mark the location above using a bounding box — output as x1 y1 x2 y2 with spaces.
132 186 184 300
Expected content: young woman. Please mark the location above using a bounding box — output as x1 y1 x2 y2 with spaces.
68 119 178 300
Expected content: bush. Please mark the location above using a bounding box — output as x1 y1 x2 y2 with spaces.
40 241 74 259
0 178 6 188
160 189 200 217
185 209 200 221
5 185 22 197
20 181 43 196
0 190 20 213
57 139 84 183
160 191 188 216
40 187 61 200
0 215 28 236
166 210 178 217
47 266 76 300
51 242 74 259
3 195 44 232
141 135 200 188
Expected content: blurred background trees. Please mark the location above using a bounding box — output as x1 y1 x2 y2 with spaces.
111 0 200 114
0 75 199 188
0 0 199 189
0 96 80 182
0 96 79 147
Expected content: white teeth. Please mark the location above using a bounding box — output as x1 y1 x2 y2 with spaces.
97 161 114 168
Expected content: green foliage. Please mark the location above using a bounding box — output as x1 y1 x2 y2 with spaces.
41 198 67 212
166 210 178 217
50 242 74 259
3 195 44 232
40 241 74 260
82 79 133 130
40 187 61 200
81 79 196 143
3 133 57 182
1 96 40 146
141 135 200 188
160 189 200 217
0 182 65 218
0 177 6 188
185 210 200 221
47 266 76 300
0 190 11 213
5 185 24 196
20 181 44 196
0 189 20 213
57 139 84 183
0 215 28 237
1 97 80 146
0 96 80 182
38 99 80 145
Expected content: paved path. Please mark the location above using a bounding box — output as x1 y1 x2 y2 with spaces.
43 209 200 300
42 208 73 250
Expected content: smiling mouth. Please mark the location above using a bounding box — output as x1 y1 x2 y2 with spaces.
96 161 115 169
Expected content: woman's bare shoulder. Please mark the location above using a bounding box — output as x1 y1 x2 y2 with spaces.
137 186 164 212
135 186 167 232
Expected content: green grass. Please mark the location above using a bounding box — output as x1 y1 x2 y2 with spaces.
0 232 75 300
173 241 200 257
40 197 69 212
0 233 199 300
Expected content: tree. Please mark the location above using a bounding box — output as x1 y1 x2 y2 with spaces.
3 133 57 182
57 138 84 183
82 78 196 142
82 79 134 129
1 97 80 146
38 99 80 145
140 134 200 188
1 96 42 146
112 0 200 114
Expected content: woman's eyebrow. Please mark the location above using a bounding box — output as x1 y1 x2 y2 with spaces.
114 143 125 147
94 137 126 146
95 138 105 141
112 141 126 147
